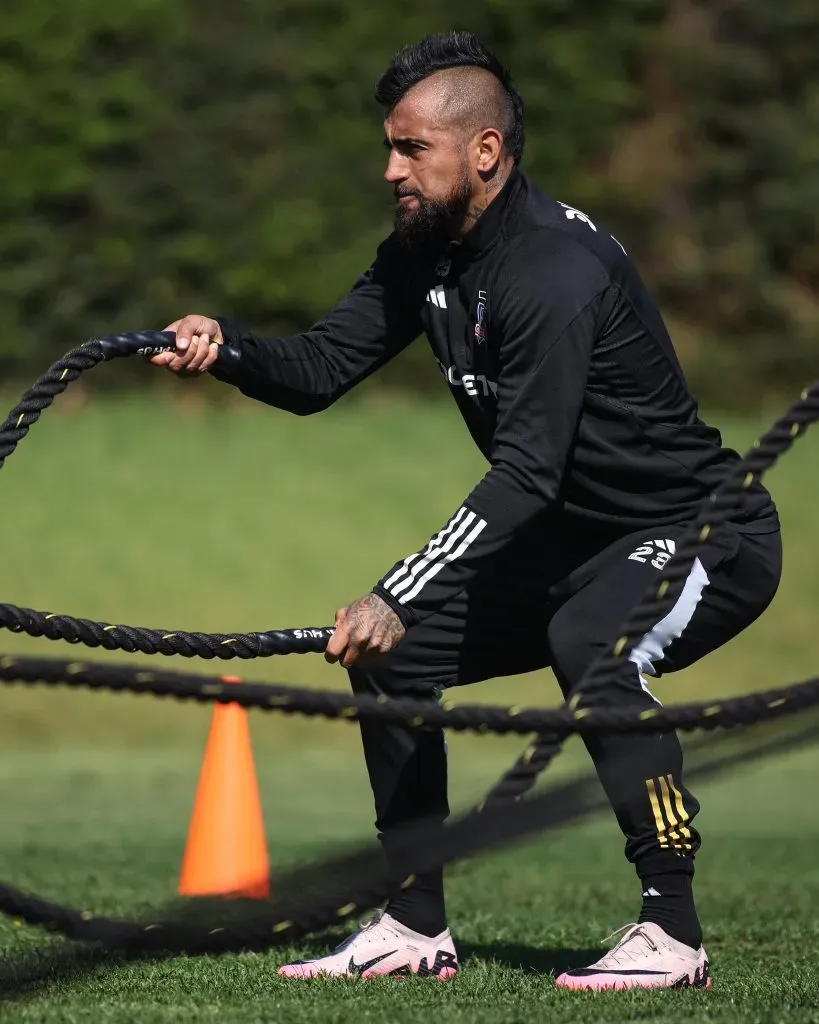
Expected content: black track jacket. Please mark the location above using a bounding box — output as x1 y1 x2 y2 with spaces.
212 169 778 627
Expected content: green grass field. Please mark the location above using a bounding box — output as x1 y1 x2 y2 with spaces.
0 387 817 1022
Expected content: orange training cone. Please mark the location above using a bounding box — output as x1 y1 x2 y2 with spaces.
178 675 271 898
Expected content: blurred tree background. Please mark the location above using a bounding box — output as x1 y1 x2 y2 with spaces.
0 0 817 408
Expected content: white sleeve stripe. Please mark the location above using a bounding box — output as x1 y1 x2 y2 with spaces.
381 552 421 592
382 508 468 592
382 507 470 594
398 517 488 604
388 510 476 599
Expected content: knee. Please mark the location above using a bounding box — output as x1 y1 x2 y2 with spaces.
548 619 653 709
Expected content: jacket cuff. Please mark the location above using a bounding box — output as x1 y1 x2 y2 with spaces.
209 317 246 384
372 585 419 630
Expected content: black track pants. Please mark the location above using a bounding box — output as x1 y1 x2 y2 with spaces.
349 520 781 891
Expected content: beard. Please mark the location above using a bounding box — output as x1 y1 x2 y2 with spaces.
393 166 473 248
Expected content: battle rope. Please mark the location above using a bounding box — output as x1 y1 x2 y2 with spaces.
0 331 333 659
0 605 334 661
1 655 818 738
2 706 816 954
0 330 817 951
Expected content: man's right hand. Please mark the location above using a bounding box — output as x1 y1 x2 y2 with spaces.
149 314 224 374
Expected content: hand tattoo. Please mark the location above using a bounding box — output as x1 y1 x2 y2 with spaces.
345 592 405 653
326 591 406 668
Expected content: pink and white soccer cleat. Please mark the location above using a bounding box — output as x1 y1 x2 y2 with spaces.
278 912 459 980
555 922 711 991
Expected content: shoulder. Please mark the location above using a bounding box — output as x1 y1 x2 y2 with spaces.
498 176 630 288
492 226 611 314
498 226 610 283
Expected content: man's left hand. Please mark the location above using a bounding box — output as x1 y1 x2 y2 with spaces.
325 592 406 669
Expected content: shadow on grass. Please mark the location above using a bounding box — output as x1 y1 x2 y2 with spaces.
0 928 353 1002
0 943 169 1002
459 941 600 976
0 935 599 1001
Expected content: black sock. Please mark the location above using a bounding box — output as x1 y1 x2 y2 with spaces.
384 868 447 937
638 871 702 950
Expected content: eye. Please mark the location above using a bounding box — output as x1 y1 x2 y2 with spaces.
385 138 426 158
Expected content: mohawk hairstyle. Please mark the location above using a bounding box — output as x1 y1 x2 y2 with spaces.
375 31 525 164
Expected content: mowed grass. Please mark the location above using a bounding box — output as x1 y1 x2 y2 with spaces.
2 744 818 1023
0 386 817 1022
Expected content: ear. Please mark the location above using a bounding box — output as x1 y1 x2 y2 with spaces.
475 127 503 173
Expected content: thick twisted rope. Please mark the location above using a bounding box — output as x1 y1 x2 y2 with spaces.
2 706 816 954
2 655 818 736
0 606 334 660
0 333 169 470
0 330 336 659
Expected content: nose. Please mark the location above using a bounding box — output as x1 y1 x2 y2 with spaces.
384 149 408 185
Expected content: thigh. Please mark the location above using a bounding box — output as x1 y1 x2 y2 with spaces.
657 527 781 674
546 523 782 696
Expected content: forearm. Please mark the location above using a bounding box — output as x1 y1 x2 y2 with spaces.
210 317 350 415
374 461 550 627
208 238 422 414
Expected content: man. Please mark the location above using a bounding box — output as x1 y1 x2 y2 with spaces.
151 32 781 989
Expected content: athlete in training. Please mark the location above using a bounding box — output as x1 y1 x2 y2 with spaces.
151 32 781 989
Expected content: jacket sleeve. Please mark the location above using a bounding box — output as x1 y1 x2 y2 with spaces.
373 233 611 626
209 235 423 414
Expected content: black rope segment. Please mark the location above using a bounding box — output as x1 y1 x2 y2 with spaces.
0 332 334 660
480 732 564 806
1 708 816 954
0 608 334 660
0 332 177 471
2 654 819 738
0 343 104 471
